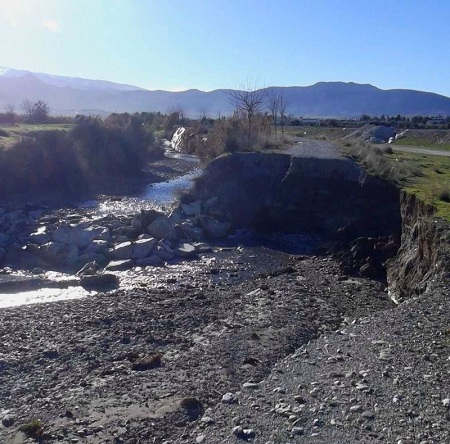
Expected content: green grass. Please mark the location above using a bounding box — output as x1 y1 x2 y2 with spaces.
394 138 450 151
394 151 450 221
19 418 44 439
0 123 74 149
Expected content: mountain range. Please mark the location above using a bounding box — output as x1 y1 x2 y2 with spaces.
1 67 450 118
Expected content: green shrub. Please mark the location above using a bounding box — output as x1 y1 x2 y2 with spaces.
19 419 44 439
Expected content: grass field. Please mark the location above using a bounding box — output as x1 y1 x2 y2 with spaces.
0 123 74 149
391 150 450 220
394 138 450 152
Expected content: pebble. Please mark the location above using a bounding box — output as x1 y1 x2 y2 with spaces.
222 392 237 404
243 382 260 390
1 414 15 427
291 426 304 436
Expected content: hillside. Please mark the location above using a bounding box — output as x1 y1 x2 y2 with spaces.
1 68 450 117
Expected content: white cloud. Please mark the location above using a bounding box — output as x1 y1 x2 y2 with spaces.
43 18 60 32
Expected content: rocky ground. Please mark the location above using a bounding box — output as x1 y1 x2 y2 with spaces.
2 242 446 444
1 147 449 444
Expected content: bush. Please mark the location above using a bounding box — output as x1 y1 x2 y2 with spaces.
0 113 159 196
19 419 44 439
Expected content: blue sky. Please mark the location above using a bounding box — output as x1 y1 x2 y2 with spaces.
0 0 449 96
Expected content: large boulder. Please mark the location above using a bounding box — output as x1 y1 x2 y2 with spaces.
109 241 134 259
6 244 53 270
39 241 80 266
132 238 156 259
198 215 231 239
52 224 110 248
181 202 202 217
80 273 119 290
84 239 110 255
72 225 110 248
29 228 51 245
174 243 197 258
153 245 174 261
147 216 177 241
140 209 163 233
52 225 73 245
105 259 134 271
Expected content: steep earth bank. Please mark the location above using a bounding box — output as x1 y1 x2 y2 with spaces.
387 191 450 301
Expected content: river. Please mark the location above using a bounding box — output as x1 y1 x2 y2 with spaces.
0 151 319 308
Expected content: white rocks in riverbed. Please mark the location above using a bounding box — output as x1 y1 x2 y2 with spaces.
105 259 134 271
174 243 196 258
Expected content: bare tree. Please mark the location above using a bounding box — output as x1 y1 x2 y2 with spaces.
227 81 267 145
267 90 280 134
20 99 34 121
279 94 288 133
4 103 16 125
20 99 50 123
33 100 50 123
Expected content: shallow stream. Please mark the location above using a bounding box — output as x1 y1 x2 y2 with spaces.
0 152 320 308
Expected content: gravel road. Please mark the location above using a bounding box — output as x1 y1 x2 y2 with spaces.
276 138 343 159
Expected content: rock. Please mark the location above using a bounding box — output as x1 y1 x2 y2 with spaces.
198 215 231 239
291 426 304 436
140 209 163 233
242 382 259 389
131 354 162 371
109 241 134 260
168 208 183 224
72 225 110 248
181 202 202 217
135 255 164 267
39 241 80 265
361 410 375 419
2 414 15 427
154 245 174 261
29 229 50 246
179 397 203 421
105 259 134 271
222 392 237 404
174 243 197 258
80 273 119 290
147 216 177 241
5 244 53 270
132 238 156 259
84 240 109 255
442 398 450 408
52 225 73 244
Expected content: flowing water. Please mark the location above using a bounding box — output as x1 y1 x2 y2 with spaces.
0 152 320 308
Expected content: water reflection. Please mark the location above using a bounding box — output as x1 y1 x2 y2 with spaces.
0 286 95 309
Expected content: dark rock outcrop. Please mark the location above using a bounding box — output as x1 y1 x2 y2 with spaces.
189 152 401 241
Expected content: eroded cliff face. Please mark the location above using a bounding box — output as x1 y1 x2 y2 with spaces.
387 191 450 300
190 152 401 241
